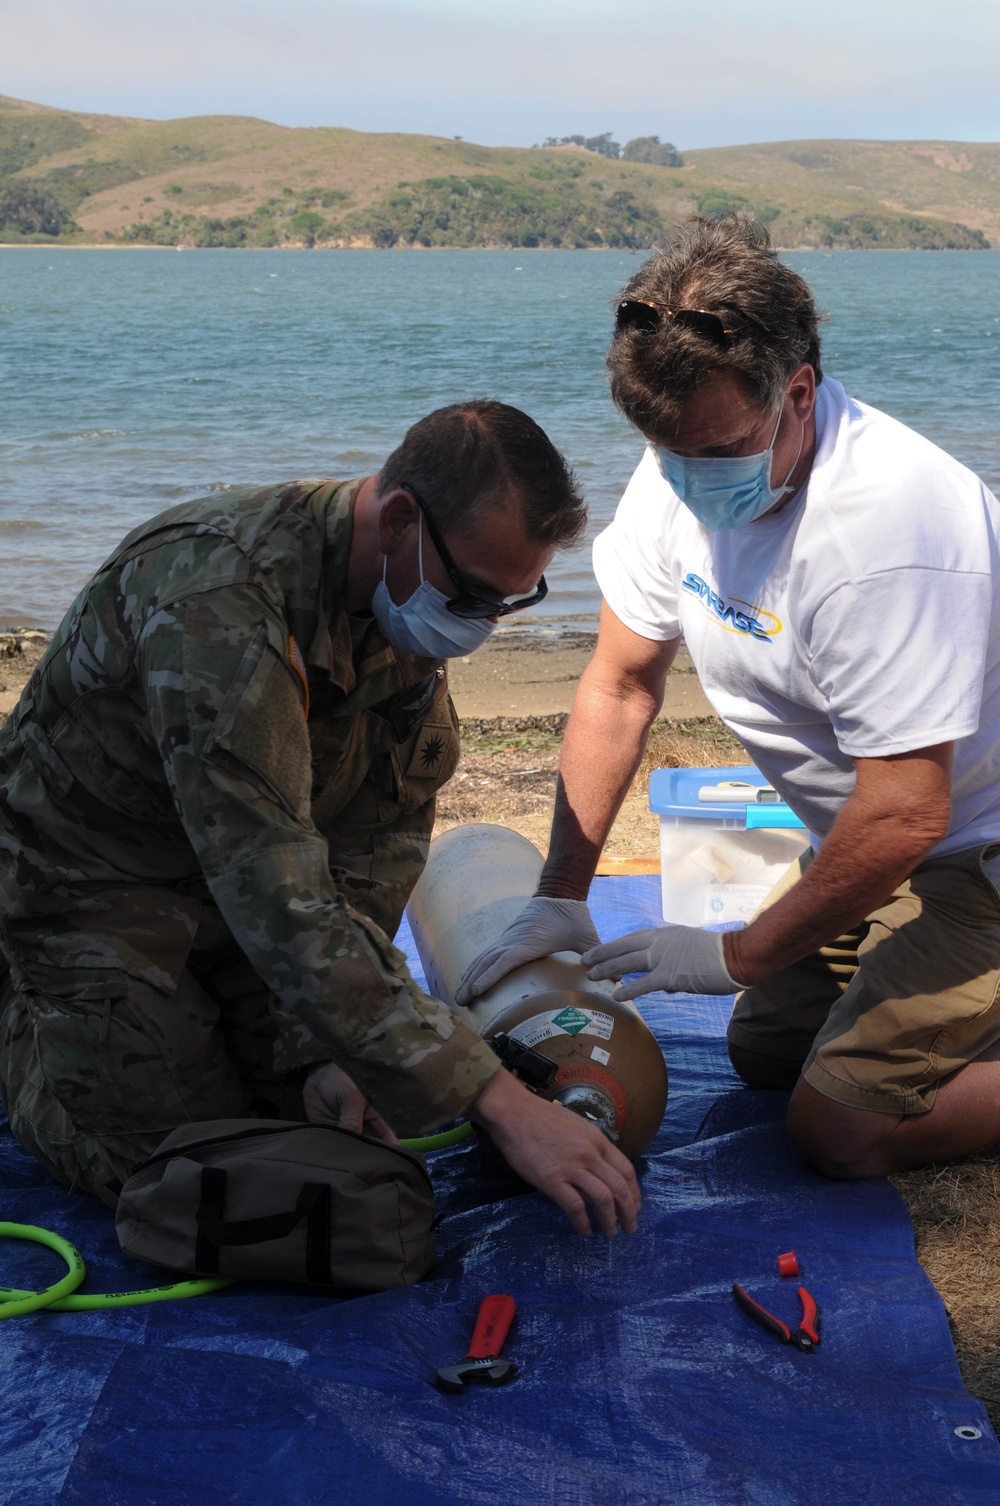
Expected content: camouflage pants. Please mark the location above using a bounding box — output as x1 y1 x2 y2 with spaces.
0 919 306 1208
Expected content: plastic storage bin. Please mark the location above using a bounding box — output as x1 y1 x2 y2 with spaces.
649 765 811 927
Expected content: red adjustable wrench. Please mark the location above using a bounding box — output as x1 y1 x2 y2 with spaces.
436 1294 518 1392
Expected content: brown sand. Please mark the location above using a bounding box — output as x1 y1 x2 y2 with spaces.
1 626 997 1427
447 631 717 721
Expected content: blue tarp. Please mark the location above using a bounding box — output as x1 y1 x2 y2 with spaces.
0 875 997 1505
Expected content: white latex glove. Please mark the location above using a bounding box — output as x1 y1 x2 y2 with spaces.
303 1062 399 1142
454 896 601 1005
582 925 740 1000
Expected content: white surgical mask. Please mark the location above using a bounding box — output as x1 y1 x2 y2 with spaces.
654 408 802 531
372 517 496 659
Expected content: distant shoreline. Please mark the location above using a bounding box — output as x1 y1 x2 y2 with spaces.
2 243 995 254
4 99 994 253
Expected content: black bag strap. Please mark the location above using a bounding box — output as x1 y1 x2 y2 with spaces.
195 1167 333 1284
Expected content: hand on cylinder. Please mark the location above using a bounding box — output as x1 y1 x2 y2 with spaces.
454 896 601 1005
582 924 741 1000
470 1069 641 1238
303 1061 399 1142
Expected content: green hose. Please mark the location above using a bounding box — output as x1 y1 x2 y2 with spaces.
0 1220 233 1314
0 1275 234 1310
399 1120 475 1152
0 1220 86 1317
0 1120 474 1314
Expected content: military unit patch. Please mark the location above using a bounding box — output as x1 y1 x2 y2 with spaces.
406 722 455 779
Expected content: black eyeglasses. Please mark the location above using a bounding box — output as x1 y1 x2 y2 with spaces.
615 299 755 343
401 484 548 619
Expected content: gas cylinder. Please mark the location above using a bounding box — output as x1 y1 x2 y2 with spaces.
406 823 668 1158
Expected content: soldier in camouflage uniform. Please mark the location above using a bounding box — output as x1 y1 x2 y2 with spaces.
0 401 642 1239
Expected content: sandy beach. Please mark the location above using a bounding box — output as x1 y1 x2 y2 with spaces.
446 629 716 720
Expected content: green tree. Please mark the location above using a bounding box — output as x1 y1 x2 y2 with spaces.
543 133 622 159
0 181 74 237
696 188 749 218
584 133 621 159
622 136 683 167
289 209 326 246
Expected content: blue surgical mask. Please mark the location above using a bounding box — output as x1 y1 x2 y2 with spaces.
653 409 801 531
372 517 496 659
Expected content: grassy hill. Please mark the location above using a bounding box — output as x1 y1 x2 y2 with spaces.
1 95 997 251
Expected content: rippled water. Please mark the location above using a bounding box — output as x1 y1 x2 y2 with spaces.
2 247 1000 631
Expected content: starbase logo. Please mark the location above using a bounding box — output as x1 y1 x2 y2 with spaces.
682 572 781 644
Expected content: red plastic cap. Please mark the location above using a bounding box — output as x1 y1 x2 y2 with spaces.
777 1250 799 1277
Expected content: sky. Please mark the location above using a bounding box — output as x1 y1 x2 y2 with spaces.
4 0 999 150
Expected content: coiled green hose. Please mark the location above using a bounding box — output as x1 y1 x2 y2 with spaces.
0 1123 472 1313
0 1219 232 1314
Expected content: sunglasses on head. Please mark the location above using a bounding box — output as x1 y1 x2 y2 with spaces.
401 484 548 619
615 299 754 344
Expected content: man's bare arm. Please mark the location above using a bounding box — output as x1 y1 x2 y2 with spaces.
536 603 679 901
455 607 676 1005
725 742 954 985
470 1066 641 1238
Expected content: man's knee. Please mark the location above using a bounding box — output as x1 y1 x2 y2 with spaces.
787 1081 901 1179
0 967 255 1199
727 1040 802 1091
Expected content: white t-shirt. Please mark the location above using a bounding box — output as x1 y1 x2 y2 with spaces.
593 377 1000 857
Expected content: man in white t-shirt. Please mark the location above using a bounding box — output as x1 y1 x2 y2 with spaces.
457 214 1000 1181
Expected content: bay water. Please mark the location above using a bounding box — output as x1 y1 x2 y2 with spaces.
2 247 1000 633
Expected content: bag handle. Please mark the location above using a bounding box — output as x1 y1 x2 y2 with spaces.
195 1167 332 1284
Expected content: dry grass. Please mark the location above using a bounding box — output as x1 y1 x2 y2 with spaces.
891 1156 1000 1424
435 714 747 858
638 716 749 788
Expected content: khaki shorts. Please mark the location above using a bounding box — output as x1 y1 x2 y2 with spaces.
727 843 1000 1115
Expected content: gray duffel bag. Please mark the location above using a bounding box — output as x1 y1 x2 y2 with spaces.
115 1118 437 1291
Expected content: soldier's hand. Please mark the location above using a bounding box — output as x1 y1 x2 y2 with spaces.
455 897 602 1005
469 1069 640 1238
303 1061 399 1143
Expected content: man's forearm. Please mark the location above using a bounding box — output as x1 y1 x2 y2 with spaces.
725 749 952 985
536 670 662 901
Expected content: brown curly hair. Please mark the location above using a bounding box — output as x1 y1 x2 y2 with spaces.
608 214 824 438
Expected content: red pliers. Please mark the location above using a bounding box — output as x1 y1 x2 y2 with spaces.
732 1283 821 1353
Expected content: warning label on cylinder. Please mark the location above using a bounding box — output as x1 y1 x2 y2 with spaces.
507 1006 615 1047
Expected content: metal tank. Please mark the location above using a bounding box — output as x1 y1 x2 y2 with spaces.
406 823 668 1158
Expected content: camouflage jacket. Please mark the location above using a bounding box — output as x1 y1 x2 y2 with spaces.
0 481 499 1132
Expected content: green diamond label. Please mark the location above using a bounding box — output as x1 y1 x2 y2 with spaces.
551 1005 592 1035
508 1008 615 1049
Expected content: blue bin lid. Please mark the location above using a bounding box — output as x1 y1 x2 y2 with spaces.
648 764 805 827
